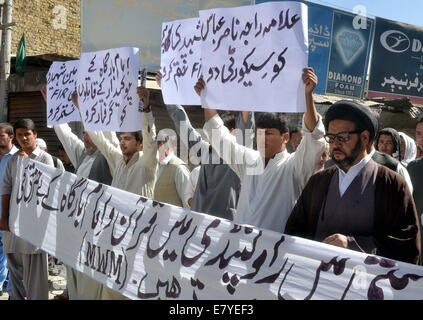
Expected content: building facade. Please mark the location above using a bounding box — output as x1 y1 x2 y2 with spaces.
11 0 80 58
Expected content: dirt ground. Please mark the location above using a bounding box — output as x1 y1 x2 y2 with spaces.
0 263 67 300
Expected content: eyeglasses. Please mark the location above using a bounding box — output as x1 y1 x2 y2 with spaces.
324 131 362 144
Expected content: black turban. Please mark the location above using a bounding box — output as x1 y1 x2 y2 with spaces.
324 100 378 141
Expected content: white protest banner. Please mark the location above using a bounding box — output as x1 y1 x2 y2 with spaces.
9 157 423 300
77 47 141 132
199 2 309 112
46 60 80 125
160 17 202 105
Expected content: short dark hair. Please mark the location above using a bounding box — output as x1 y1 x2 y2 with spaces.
256 112 289 134
119 131 143 143
133 131 143 143
58 144 65 152
289 127 301 138
0 122 14 136
417 116 423 125
220 111 237 131
13 118 37 133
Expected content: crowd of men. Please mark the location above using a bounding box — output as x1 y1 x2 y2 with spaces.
0 67 420 300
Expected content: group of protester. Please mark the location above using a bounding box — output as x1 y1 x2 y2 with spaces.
0 66 420 300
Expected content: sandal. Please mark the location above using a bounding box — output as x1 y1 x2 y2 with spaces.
53 293 69 300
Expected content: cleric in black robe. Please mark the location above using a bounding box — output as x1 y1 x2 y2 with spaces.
285 100 421 265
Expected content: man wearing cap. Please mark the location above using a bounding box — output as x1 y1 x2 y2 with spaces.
35 138 65 171
285 100 421 264
75 86 158 300
41 85 114 300
82 86 158 200
195 68 326 233
326 133 414 194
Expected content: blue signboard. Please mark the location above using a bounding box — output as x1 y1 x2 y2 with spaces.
326 10 374 98
368 17 423 105
255 0 374 98
307 2 333 94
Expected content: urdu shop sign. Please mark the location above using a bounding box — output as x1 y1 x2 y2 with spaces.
368 18 423 104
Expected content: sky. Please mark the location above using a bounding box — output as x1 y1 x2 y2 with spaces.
305 0 423 27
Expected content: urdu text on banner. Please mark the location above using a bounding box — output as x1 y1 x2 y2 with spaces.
46 60 80 126
8 157 423 300
198 1 309 113
256 0 374 99
160 17 202 106
76 47 142 132
368 17 423 104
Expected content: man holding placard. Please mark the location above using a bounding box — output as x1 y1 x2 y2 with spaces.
80 86 158 202
156 71 255 220
73 86 158 300
195 67 326 233
41 85 115 300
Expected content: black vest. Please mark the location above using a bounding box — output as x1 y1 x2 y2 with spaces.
315 160 378 242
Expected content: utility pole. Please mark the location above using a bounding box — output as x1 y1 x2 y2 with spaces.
0 0 14 122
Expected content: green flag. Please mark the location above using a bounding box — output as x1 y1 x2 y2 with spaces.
16 33 27 76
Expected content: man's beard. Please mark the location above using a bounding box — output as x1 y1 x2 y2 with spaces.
331 139 363 169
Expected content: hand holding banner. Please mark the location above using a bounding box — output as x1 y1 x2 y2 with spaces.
159 2 309 113
160 17 202 105
198 2 309 112
77 47 142 131
9 157 423 300
46 60 80 126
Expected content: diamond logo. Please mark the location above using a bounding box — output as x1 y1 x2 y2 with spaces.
335 29 365 65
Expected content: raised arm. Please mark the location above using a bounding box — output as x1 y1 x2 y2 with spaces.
103 131 120 149
137 86 158 178
53 123 86 168
156 71 206 151
69 90 122 174
40 85 86 167
302 67 319 132
196 77 261 178
86 130 121 175
292 68 326 190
